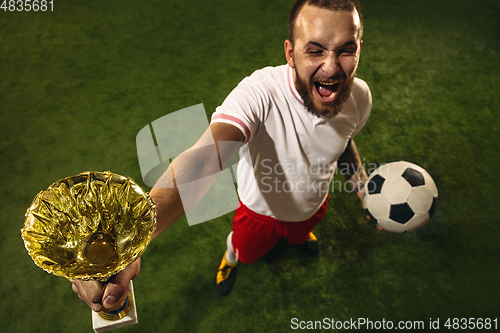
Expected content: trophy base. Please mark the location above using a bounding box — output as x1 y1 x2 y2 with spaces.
98 292 132 321
92 281 138 333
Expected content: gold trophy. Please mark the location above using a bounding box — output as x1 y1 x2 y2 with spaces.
21 171 156 332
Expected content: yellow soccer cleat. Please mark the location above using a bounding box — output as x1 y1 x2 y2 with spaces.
307 231 318 242
297 231 319 254
216 250 237 296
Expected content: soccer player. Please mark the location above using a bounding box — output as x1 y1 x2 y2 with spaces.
71 0 371 311
212 0 370 295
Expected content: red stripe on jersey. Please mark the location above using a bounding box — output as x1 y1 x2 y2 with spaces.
212 114 251 142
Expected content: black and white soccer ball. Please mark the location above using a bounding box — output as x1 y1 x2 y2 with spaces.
363 161 438 233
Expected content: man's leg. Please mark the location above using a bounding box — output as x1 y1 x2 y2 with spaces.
216 203 282 295
225 231 237 264
217 232 238 296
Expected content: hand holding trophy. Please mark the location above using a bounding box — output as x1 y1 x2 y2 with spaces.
21 171 156 332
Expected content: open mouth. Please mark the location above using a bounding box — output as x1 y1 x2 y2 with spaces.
314 80 340 103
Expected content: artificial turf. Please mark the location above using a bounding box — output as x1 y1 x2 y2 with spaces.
1 0 499 332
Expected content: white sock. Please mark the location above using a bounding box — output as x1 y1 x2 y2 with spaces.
225 231 238 265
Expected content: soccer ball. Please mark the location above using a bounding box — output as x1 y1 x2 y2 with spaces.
363 161 438 233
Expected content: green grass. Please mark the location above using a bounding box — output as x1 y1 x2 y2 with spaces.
1 0 499 332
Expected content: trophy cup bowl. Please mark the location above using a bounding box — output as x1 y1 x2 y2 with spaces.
21 171 156 324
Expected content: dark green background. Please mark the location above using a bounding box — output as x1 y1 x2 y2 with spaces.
1 0 499 332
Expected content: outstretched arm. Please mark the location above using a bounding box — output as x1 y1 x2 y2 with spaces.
71 122 245 312
337 139 368 202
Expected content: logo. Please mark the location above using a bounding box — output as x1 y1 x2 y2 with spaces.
136 104 242 226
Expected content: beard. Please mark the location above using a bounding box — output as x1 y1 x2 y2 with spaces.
294 64 356 119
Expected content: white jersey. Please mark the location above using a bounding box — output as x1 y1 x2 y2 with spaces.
211 64 372 221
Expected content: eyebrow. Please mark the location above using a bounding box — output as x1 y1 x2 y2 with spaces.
304 40 357 50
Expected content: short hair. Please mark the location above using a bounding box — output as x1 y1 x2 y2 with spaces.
287 0 364 44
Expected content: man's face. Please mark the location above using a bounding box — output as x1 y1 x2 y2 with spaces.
285 5 363 118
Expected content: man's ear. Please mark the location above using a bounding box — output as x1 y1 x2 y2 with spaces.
284 39 295 68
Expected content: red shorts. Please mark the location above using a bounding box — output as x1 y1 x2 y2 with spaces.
231 199 328 264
